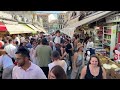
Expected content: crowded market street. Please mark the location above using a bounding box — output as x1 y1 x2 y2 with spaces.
0 11 120 79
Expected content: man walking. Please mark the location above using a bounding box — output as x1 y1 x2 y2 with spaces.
12 47 47 79
35 38 52 77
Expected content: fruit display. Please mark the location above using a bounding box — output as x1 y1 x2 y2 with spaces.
96 53 108 64
103 64 119 70
111 64 119 69
105 47 110 51
96 53 120 79
96 53 120 66
103 64 112 69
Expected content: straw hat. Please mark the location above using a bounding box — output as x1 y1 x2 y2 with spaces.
77 43 83 50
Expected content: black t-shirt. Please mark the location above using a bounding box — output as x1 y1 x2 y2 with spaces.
65 43 72 55
85 65 103 79
56 46 62 56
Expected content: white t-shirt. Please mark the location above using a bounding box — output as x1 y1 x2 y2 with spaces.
54 36 61 44
12 62 47 79
0 55 14 69
14 37 20 45
48 60 67 73
20 37 25 43
29 36 32 40
30 48 39 65
86 41 94 50
4 44 17 59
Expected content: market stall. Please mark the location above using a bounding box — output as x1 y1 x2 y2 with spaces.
96 53 120 79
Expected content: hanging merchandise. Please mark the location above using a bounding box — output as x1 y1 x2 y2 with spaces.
103 25 117 59
94 26 103 47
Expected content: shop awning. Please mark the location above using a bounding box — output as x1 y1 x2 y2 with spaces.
68 11 117 28
61 27 75 38
0 22 7 31
61 11 117 37
5 24 36 34
33 25 47 33
26 24 41 32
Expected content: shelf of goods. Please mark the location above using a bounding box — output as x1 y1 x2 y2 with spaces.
96 53 120 79
103 25 117 59
95 47 106 56
95 27 103 47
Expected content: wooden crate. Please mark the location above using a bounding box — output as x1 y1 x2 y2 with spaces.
109 69 120 79
96 53 120 79
105 69 111 79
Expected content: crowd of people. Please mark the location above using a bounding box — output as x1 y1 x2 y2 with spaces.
0 30 107 79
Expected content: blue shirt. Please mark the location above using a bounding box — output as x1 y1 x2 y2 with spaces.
26 43 32 48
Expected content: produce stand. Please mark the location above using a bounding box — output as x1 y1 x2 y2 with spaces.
96 53 120 79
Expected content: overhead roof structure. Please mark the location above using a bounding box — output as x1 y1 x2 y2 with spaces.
60 11 118 37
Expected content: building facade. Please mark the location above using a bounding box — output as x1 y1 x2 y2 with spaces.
2 11 44 27
2 11 34 23
57 12 68 30
36 14 50 32
33 13 43 27
49 20 59 33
